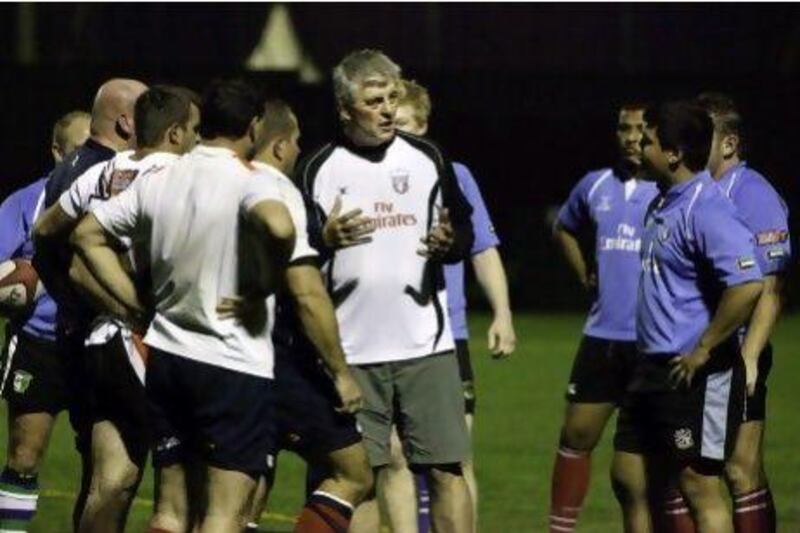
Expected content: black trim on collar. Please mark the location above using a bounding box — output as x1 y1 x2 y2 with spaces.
84 138 117 159
337 132 396 163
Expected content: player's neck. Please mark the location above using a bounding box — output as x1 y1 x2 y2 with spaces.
711 156 741 180
89 133 127 153
201 137 250 159
252 154 287 176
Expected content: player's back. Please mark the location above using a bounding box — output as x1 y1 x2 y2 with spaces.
133 145 281 378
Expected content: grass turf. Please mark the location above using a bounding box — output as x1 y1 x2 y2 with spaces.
2 312 798 531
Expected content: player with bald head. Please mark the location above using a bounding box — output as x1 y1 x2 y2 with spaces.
32 77 146 531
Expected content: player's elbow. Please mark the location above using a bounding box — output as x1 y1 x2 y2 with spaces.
69 215 100 253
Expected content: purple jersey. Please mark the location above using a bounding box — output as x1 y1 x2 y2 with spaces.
717 162 791 276
557 168 659 341
0 178 57 340
444 163 500 340
637 172 762 356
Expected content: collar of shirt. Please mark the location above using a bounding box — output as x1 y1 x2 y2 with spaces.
337 131 396 163
193 145 238 159
84 137 117 160
716 160 747 195
251 160 288 180
662 170 711 208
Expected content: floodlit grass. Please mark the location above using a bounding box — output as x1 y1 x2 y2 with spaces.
2 313 798 531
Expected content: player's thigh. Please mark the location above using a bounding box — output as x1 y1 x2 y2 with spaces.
6 408 56 469
393 352 470 467
350 364 395 467
327 441 374 491
205 465 257 514
387 425 409 470
90 420 142 489
611 451 649 499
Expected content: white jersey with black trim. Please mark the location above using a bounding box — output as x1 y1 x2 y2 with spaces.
58 150 179 383
298 134 460 365
91 145 286 379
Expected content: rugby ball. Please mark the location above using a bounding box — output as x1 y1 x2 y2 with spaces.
0 259 44 316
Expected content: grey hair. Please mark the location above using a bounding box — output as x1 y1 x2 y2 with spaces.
332 49 402 107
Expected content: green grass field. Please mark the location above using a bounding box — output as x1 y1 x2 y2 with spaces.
2 313 799 532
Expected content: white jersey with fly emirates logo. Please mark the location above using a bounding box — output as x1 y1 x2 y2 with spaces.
298 134 461 365
58 150 179 383
91 145 286 378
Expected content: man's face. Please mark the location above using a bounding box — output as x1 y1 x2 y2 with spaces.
283 116 301 175
394 104 427 136
53 115 91 163
640 125 672 181
343 78 399 145
616 109 645 167
178 104 201 153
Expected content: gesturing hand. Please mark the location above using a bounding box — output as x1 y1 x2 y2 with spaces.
669 346 711 388
418 207 455 260
323 196 375 249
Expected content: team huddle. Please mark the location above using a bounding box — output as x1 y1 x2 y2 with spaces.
0 47 788 533
0 50 516 533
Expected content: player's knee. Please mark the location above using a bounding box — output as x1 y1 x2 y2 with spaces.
7 444 43 474
92 461 141 499
610 466 647 506
561 423 601 451
724 458 761 494
420 463 464 488
679 464 720 507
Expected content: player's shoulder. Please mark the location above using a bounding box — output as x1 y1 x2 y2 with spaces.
732 166 785 205
294 142 336 191
394 131 448 168
574 167 614 196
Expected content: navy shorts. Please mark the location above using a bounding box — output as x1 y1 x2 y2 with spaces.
272 346 361 459
83 331 150 466
614 341 745 473
146 348 275 479
566 336 639 404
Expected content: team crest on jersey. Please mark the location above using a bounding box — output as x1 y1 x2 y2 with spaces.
597 195 612 212
12 370 32 394
106 169 140 196
674 428 694 450
390 169 410 194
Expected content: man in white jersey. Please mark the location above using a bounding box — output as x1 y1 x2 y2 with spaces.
70 79 295 533
237 99 372 533
296 50 475 533
34 86 200 532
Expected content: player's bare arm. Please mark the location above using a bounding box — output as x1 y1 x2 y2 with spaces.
669 280 763 387
70 213 145 316
68 253 132 320
322 195 375 249
246 199 297 271
32 204 81 297
740 274 784 395
284 264 363 413
472 247 516 358
552 223 595 292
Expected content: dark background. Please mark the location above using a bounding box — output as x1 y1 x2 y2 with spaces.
2 3 799 310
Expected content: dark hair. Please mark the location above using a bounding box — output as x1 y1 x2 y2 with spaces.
644 101 713 173
695 92 746 155
200 79 261 140
259 99 296 146
52 110 90 147
619 101 648 113
134 86 193 148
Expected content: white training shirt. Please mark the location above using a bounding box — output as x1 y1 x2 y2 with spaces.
299 135 456 365
91 145 287 379
59 150 179 383
251 161 317 264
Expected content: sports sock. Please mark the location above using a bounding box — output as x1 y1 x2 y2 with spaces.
549 446 590 533
764 487 776 533
415 473 431 533
733 488 772 533
294 491 354 533
0 467 39 532
654 488 695 533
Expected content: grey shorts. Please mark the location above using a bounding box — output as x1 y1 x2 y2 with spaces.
351 351 470 468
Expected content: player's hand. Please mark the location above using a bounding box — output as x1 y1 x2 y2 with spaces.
418 207 455 259
322 196 375 249
583 272 598 294
669 346 711 388
333 370 364 414
488 312 516 359
743 353 759 397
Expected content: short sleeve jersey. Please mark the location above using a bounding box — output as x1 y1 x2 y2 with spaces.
0 178 57 340
637 172 762 356
717 162 791 276
91 145 285 378
444 162 500 340
557 168 659 341
296 133 474 365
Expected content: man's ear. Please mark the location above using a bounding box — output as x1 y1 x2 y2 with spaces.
117 114 134 140
338 102 351 124
666 148 682 172
248 116 262 144
52 143 64 163
167 123 184 147
272 138 287 162
722 134 739 159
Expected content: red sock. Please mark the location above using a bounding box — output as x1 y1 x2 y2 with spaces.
734 488 772 533
549 446 590 533
765 488 776 533
654 488 696 533
294 491 353 533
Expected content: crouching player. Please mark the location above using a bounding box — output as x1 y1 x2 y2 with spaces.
614 101 763 533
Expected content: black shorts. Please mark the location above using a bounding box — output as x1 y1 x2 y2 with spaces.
566 336 639 404
147 349 275 479
272 347 361 459
743 344 772 422
1 329 70 415
455 339 476 414
83 331 150 466
614 343 745 473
